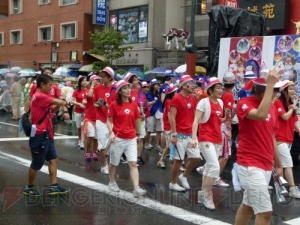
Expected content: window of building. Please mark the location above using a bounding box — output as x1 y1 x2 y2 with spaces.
60 22 77 40
59 0 78 6
0 32 4 46
10 29 22 44
109 5 148 44
38 25 53 42
10 0 23 14
39 0 51 5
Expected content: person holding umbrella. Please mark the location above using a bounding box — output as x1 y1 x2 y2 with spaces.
9 76 22 120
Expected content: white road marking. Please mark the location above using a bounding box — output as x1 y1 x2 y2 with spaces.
285 217 300 225
0 151 230 225
0 121 67 136
0 136 78 142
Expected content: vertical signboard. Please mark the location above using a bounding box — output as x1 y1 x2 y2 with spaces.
95 0 107 25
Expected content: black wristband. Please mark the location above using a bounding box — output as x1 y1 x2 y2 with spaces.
64 111 68 113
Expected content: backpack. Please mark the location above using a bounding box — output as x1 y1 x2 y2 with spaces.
21 109 50 137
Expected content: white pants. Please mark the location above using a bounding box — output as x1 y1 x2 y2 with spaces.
173 136 201 160
74 112 84 128
237 164 272 215
199 142 221 179
110 137 137 166
277 143 293 168
96 120 109 150
86 122 97 138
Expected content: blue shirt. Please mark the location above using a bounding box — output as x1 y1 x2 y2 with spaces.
146 92 162 116
238 88 252 99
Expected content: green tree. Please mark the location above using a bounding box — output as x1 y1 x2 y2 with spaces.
89 27 133 71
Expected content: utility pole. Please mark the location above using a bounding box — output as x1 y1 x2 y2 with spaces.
182 0 197 78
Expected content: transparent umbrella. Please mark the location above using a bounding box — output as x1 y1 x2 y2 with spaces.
5 72 16 78
78 64 94 72
0 68 9 75
9 67 22 73
55 66 69 77
175 64 186 74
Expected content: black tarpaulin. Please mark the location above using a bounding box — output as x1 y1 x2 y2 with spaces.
206 5 267 77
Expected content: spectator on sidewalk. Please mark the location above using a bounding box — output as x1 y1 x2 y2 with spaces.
9 76 22 120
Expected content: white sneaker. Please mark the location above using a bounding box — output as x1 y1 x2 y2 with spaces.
169 183 185 192
196 166 204 175
133 186 147 198
179 165 186 172
144 143 152 150
79 142 85 150
289 187 300 198
198 191 215 209
179 174 190 189
213 177 229 187
109 181 120 192
101 165 109 175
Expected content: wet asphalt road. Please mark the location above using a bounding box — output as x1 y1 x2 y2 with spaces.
1 113 300 225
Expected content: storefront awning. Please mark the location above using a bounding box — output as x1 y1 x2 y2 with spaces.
89 54 106 61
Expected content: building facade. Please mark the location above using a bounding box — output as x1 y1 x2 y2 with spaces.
0 0 190 71
0 0 97 70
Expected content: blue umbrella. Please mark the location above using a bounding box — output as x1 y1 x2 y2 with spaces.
68 70 79 77
128 67 143 72
145 67 169 74
69 64 83 70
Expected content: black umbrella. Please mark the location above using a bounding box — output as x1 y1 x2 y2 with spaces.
69 64 83 70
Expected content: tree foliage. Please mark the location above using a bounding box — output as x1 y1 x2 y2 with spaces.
89 27 133 71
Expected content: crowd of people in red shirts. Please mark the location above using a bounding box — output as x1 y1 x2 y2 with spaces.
24 66 300 225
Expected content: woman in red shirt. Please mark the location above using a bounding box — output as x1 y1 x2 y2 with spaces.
157 83 178 168
191 77 224 210
274 80 300 198
107 80 146 198
71 76 88 150
82 75 101 161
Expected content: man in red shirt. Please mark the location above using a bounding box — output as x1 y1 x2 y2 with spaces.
234 73 283 225
24 67 70 121
169 75 201 192
23 74 69 196
93 67 115 175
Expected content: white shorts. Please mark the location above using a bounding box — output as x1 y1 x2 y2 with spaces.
74 112 84 128
221 123 231 156
199 142 221 179
96 120 109 150
86 122 97 138
139 120 146 139
237 164 272 215
277 143 293 168
146 116 163 132
173 135 201 160
164 130 171 148
109 137 137 166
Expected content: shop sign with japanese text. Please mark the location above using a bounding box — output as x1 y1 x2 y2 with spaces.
95 0 107 25
239 0 290 30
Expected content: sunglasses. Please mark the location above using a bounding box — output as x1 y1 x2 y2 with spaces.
143 86 149 88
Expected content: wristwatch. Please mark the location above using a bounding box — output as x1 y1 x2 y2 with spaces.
171 133 178 137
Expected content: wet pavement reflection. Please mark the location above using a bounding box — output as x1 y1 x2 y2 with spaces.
1 113 300 224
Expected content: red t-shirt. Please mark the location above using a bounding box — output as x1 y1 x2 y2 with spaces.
107 101 140 139
198 100 223 143
130 89 139 103
163 99 171 131
93 84 113 123
170 93 196 135
30 83 61 98
31 92 54 139
274 99 298 143
236 96 278 171
222 91 234 110
72 88 89 114
84 92 96 122
110 89 117 102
